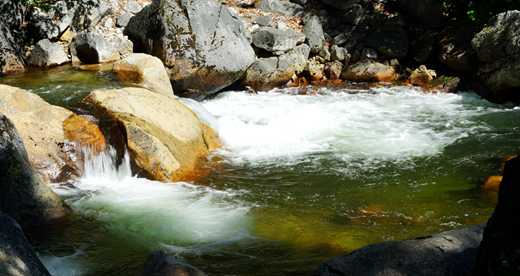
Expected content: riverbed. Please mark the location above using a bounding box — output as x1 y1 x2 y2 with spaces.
2 65 519 275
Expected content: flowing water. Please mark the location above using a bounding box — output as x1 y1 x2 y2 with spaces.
2 68 520 275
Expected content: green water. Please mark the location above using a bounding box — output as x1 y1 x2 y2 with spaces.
2 68 520 275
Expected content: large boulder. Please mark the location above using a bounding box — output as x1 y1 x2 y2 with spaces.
241 54 296 91
0 211 51 275
0 0 28 29
341 59 395 82
84 88 223 182
69 33 121 64
71 0 110 32
0 22 25 74
28 12 59 41
27 39 69 68
255 0 305 17
364 25 409 59
113 53 174 95
314 223 486 276
395 0 451 26
135 251 207 276
0 113 72 229
0 85 105 183
471 11 520 103
252 27 304 53
303 16 325 54
124 0 255 100
473 156 520 275
321 0 357 10
437 21 480 76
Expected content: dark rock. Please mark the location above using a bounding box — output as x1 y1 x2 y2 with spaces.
474 156 520 275
361 47 377 60
341 59 395 82
255 0 305 17
69 33 120 64
123 1 142 14
350 49 361 63
240 54 296 91
315 223 486 276
28 12 59 41
136 251 207 276
0 211 51 276
344 33 364 52
385 15 408 27
125 0 255 99
321 0 358 10
116 13 133 28
395 0 451 26
410 30 435 64
0 113 72 229
332 34 347 46
421 76 467 93
291 0 307 5
252 15 273 27
252 27 303 52
364 25 408 59
0 22 25 74
0 0 28 29
303 16 325 54
342 4 365 26
437 21 479 76
27 39 69 68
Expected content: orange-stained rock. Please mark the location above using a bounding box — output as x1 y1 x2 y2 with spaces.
408 65 434 86
499 156 517 169
421 76 462 93
481 176 503 191
63 114 106 155
341 59 395 82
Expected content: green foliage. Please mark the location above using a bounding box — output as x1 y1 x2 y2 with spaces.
433 0 520 24
23 0 52 12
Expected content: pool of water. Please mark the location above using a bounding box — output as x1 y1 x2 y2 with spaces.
3 69 520 275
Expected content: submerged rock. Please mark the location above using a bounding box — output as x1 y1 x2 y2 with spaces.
84 88 223 182
113 53 174 95
136 250 207 276
0 211 51 275
124 0 255 100
0 113 72 229
314 223 486 276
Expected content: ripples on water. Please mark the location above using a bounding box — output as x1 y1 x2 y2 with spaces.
22 84 520 275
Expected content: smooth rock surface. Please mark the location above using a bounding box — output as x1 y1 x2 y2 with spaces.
252 27 303 52
315 223 486 276
341 59 395 82
136 251 207 276
241 54 296 91
409 65 434 86
303 16 325 54
255 0 305 17
27 39 69 68
84 88 223 182
69 33 121 64
113 53 174 95
0 113 72 229
0 211 51 276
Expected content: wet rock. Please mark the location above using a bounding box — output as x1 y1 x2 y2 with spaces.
27 39 69 68
303 16 325 54
287 44 310 74
71 0 110 32
303 59 325 81
125 0 255 100
136 251 207 276
28 11 59 41
253 27 303 52
0 22 25 74
69 33 121 64
240 54 296 91
0 113 72 229
421 76 467 93
124 1 142 14
341 59 395 82
63 114 106 157
321 0 357 10
0 85 85 183
471 11 520 103
315 223 486 276
364 25 409 59
255 0 305 17
85 88 223 182
0 211 51 276
474 156 520 275
395 0 451 26
113 53 174 95
409 65 434 86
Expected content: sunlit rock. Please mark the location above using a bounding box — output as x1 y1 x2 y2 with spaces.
408 65 434 86
0 22 25 74
0 211 51 275
112 53 174 95
341 59 395 82
63 114 106 156
69 33 120 64
240 55 296 91
135 251 207 276
27 39 69 68
481 176 503 192
84 87 223 182
0 113 72 229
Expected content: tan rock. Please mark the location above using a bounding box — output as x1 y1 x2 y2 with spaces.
341 59 395 82
60 29 74 41
84 88 223 182
63 114 107 156
113 53 174 95
409 65 434 86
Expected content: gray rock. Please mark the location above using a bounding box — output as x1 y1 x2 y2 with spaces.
56 15 73 34
124 0 255 99
136 251 207 276
0 0 27 29
344 52 351 65
102 18 113 28
124 1 142 14
291 0 307 5
287 43 310 74
116 13 133 28
350 49 360 63
411 30 434 64
71 0 110 32
315 223 487 276
0 113 72 229
332 33 347 45
344 33 364 52
321 0 357 10
255 0 306 17
331 45 348 61
241 54 296 91
28 12 59 41
364 25 409 59
275 20 287 30
252 15 273 27
395 0 451 26
27 39 69 68
109 35 133 58
0 22 25 74
474 157 520 275
303 16 325 54
361 47 377 60
0 211 51 276
253 27 303 52
69 33 120 63
319 47 331 61
342 4 365 26
109 0 119 13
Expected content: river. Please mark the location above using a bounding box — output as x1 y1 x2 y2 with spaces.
2 65 520 275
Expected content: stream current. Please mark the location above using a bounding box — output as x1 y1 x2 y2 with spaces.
2 66 520 275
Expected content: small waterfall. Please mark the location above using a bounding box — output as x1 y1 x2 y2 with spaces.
81 145 132 182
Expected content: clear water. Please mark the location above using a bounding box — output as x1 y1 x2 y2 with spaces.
3 70 519 275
